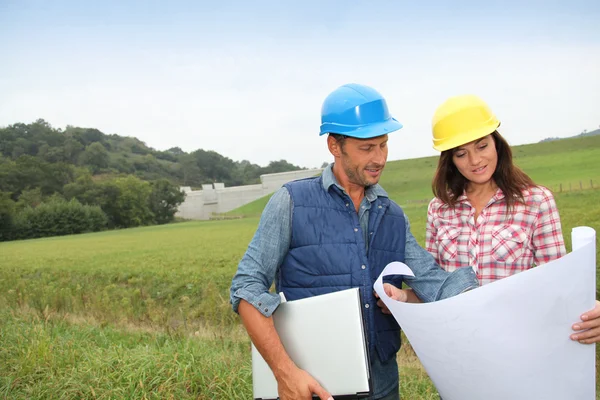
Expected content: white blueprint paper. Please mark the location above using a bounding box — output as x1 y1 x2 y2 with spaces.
374 227 596 400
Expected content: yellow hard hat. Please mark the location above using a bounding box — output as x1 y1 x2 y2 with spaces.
431 95 500 152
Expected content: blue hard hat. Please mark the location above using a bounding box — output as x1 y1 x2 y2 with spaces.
319 83 403 138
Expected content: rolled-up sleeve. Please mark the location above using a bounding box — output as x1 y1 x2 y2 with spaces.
402 215 479 302
532 189 566 266
229 187 292 317
425 199 440 263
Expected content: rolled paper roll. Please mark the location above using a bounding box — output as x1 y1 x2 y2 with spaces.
571 226 596 251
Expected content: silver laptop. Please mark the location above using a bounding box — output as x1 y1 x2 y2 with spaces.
251 288 371 399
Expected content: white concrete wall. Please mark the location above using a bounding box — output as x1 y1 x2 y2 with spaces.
175 190 207 220
175 168 323 220
216 184 265 214
260 169 322 192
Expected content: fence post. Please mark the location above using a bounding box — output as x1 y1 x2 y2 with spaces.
591 179 593 189
559 183 562 192
580 181 583 190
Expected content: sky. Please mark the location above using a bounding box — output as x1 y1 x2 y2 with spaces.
1 0 599 169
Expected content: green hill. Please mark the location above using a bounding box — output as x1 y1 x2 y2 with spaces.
540 128 600 142
384 134 600 205
0 119 305 193
229 134 600 216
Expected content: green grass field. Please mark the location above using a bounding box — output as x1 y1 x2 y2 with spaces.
1 135 600 399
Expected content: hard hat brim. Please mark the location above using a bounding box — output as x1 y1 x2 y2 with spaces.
432 121 500 152
320 118 403 139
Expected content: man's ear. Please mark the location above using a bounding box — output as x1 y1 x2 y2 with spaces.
327 135 341 158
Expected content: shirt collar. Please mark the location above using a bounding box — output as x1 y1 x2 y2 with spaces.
321 163 388 201
457 187 505 205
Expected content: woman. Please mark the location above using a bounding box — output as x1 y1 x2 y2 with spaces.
426 94 600 344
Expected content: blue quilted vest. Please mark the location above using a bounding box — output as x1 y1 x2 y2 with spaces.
279 176 406 362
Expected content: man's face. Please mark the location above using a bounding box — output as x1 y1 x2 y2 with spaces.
331 134 389 188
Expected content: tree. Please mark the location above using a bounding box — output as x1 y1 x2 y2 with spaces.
149 179 185 224
63 138 84 163
16 188 43 212
181 154 203 186
80 142 109 172
3 156 76 197
111 176 154 227
12 137 34 158
0 158 19 196
231 160 261 186
261 159 303 175
109 155 135 173
1 118 314 208
155 150 178 162
192 149 235 184
67 127 105 146
38 143 68 163
133 154 159 172
63 172 96 204
166 147 185 156
0 191 15 241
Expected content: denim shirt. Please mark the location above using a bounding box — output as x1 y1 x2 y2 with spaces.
230 164 479 316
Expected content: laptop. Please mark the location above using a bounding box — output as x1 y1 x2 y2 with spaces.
251 288 371 400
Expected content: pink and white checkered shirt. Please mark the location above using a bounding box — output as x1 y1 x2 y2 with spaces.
426 186 566 286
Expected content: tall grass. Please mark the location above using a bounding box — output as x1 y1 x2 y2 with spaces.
0 311 252 400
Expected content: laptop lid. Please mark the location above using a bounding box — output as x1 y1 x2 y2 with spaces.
252 288 371 400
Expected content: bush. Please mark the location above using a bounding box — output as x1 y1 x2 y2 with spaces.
13 198 108 239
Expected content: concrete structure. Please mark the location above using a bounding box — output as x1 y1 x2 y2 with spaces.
176 168 324 220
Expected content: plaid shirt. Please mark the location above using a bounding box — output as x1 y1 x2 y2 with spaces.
426 186 566 286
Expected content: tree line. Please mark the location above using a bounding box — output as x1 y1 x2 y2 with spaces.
0 119 304 187
0 119 304 241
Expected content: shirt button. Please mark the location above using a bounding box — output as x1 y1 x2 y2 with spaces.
378 205 382 209
365 303 370 309
265 308 269 313
354 228 358 232
361 265 366 270
346 203 349 207
258 302 262 306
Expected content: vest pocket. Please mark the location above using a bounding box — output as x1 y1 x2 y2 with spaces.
436 225 460 262
491 224 527 263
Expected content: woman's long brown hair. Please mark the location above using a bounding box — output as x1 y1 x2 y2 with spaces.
432 131 535 210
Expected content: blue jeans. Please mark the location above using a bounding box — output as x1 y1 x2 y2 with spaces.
370 351 399 399
377 387 400 400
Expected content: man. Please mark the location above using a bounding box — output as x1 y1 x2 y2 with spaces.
230 83 479 400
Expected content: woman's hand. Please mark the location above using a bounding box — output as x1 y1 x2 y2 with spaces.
571 300 600 344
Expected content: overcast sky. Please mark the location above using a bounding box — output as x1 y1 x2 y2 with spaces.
1 0 599 168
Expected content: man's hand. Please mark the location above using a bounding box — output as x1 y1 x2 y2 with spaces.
276 365 333 400
571 300 600 344
374 283 411 314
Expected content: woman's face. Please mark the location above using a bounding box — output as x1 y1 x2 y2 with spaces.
451 134 498 186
